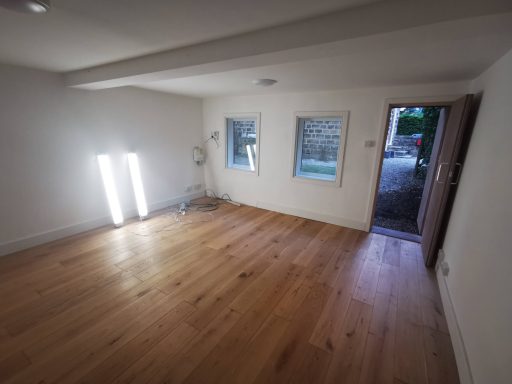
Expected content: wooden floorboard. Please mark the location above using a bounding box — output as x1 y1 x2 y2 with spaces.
0 203 460 384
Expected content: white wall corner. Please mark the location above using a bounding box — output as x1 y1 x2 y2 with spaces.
436 249 475 384
0 190 205 257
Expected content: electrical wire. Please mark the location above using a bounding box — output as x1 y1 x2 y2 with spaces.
204 134 220 148
188 200 219 212
205 189 233 203
126 190 234 237
127 204 214 237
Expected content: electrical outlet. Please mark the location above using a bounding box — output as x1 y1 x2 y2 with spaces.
193 183 202 190
213 131 220 140
440 261 450 276
185 186 193 193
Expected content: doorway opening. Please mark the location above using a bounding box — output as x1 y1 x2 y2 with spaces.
372 105 445 241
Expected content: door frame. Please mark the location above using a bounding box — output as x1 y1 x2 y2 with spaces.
364 96 462 233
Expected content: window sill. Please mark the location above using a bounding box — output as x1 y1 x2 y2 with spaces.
291 175 341 187
296 171 336 182
225 166 258 176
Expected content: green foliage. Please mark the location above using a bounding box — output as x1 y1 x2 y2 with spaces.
396 114 423 135
415 107 442 178
402 107 424 117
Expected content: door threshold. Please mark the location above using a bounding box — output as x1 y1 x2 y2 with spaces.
371 226 421 243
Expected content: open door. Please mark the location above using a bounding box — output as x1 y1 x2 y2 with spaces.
417 108 448 233
421 95 473 266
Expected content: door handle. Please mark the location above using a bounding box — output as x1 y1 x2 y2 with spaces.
450 162 462 185
436 162 449 183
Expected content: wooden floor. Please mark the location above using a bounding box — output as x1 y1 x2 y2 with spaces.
0 203 459 384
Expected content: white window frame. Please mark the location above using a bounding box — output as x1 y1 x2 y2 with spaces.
291 111 349 187
225 113 261 175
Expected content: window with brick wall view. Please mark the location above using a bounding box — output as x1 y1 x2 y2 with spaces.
294 116 343 182
226 117 258 172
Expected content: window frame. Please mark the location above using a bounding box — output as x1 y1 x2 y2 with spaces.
291 111 349 187
225 112 261 175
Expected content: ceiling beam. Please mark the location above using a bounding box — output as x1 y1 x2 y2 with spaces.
64 0 512 90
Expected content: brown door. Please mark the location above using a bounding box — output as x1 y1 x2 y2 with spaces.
417 108 448 234
421 95 473 266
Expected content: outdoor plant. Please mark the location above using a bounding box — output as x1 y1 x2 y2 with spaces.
397 108 423 135
415 107 441 178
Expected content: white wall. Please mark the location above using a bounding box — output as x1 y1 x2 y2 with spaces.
440 49 512 384
0 64 204 255
202 82 468 229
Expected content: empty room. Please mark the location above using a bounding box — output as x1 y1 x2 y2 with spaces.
1 1 511 383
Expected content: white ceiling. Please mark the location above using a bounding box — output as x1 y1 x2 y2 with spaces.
137 14 512 97
2 0 511 97
0 0 382 71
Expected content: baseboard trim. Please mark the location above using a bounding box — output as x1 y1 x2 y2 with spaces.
0 191 205 257
436 251 474 384
251 200 366 231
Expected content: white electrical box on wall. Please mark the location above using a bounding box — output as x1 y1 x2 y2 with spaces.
193 146 205 165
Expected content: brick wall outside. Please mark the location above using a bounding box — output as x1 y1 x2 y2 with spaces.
231 119 341 161
392 135 417 147
390 135 419 156
233 120 256 156
302 119 341 161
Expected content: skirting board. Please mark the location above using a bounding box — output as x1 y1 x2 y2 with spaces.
254 200 367 231
0 190 205 257
436 250 474 384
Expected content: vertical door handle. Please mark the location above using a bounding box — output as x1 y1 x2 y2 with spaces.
450 163 462 185
436 162 449 183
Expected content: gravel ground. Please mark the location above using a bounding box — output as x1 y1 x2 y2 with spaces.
374 157 425 234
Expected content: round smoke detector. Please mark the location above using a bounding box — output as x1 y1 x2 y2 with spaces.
252 79 278 87
0 0 51 13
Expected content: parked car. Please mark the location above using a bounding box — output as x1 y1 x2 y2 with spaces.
411 133 423 139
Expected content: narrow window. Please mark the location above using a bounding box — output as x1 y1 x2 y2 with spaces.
226 114 260 174
293 112 348 185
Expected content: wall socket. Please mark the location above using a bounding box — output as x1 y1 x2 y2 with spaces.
185 185 193 193
440 261 450 276
193 183 202 190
